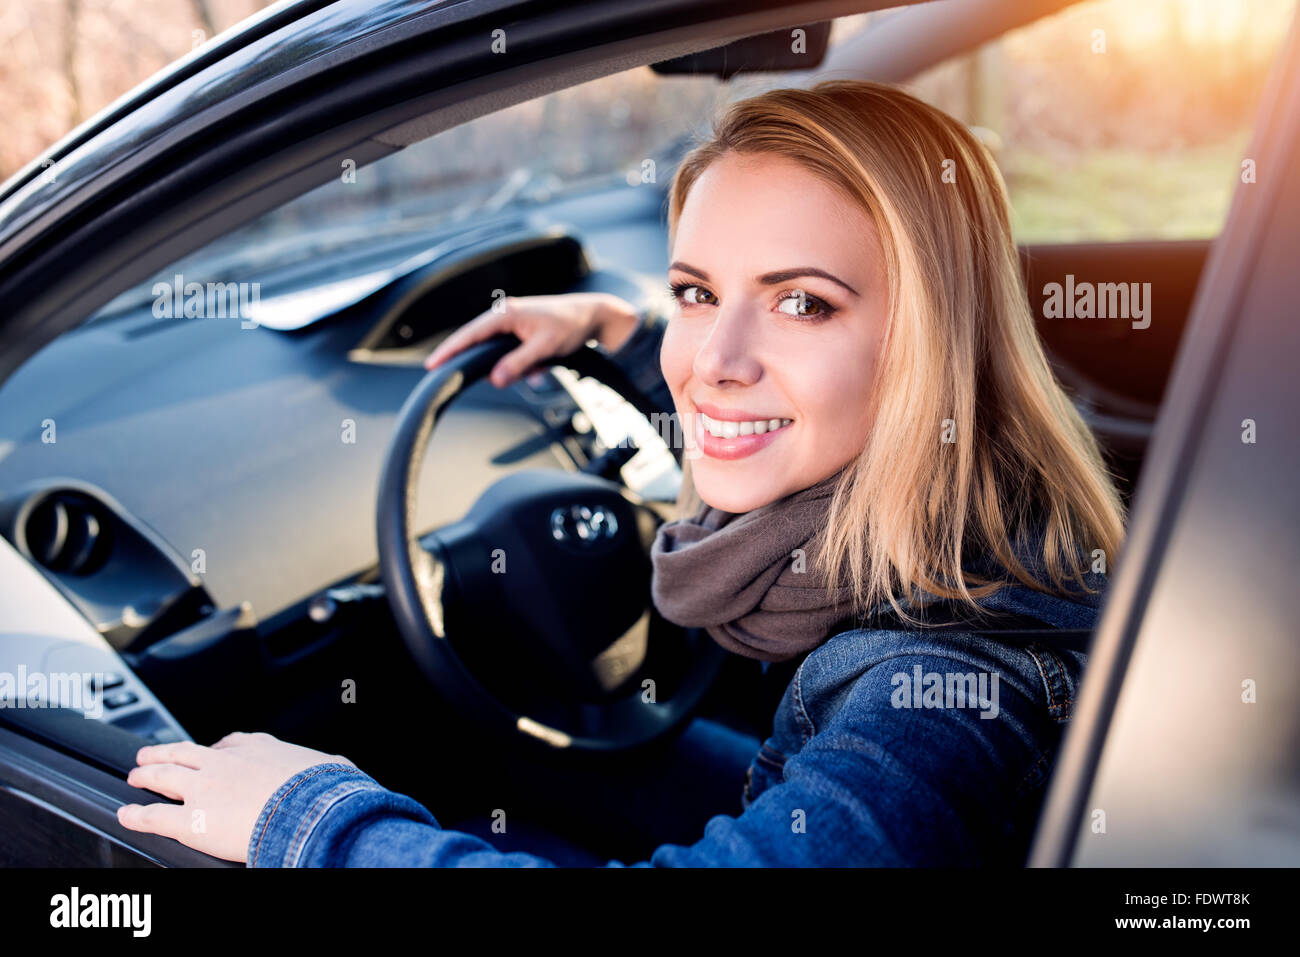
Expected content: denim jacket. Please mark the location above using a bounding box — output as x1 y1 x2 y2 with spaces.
247 579 1099 866
245 304 1105 866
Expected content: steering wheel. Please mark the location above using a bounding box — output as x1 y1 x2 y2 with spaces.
376 334 726 753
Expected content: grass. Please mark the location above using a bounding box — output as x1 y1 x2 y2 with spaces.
1001 136 1249 244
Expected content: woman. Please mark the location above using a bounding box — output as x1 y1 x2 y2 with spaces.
117 79 1125 866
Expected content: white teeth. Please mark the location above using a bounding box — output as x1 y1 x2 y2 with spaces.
699 412 792 439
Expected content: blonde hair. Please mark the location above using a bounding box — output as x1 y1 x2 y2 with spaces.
666 79 1126 623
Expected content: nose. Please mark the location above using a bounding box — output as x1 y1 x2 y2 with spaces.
692 301 762 387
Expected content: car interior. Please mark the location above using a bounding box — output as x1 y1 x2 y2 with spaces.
0 0 1290 866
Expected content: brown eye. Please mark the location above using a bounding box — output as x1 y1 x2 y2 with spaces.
776 289 831 318
672 283 716 306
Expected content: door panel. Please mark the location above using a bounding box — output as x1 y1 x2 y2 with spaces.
1022 240 1209 412
1020 240 1211 495
0 726 235 867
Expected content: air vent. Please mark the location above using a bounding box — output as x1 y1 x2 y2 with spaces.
23 492 112 575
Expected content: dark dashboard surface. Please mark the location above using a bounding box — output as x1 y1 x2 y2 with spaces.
0 182 673 624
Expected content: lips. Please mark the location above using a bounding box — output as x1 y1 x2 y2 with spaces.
689 403 794 461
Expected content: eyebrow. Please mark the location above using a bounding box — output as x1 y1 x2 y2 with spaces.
669 261 860 298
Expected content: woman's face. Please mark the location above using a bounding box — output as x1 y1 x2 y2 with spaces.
661 151 889 513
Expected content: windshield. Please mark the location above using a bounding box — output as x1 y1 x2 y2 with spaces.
88 63 809 322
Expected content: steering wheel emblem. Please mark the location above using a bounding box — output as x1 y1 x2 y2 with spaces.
550 504 618 543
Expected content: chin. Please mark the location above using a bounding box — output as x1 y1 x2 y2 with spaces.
690 463 784 513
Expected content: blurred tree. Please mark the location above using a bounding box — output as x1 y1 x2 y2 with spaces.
1 0 274 181
191 0 217 39
62 0 82 128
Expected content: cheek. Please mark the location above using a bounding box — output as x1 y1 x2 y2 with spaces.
794 352 877 448
659 321 694 399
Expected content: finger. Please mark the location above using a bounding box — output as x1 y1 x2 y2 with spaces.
127 763 198 801
117 801 190 842
210 730 255 749
135 739 212 770
424 308 512 369
490 335 560 387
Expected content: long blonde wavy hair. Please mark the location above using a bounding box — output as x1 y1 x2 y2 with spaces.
666 79 1126 623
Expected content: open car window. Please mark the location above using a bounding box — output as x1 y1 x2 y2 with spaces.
901 0 1293 244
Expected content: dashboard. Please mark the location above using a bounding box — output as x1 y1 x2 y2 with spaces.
0 532 188 749
0 189 681 764
0 185 675 624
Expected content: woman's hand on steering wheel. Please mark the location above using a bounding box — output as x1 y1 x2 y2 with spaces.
424 292 640 388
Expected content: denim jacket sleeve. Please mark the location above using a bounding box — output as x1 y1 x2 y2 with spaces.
246 645 1061 867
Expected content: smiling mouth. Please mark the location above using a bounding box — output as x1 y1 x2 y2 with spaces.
698 412 794 439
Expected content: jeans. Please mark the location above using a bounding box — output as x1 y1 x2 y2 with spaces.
441 717 762 866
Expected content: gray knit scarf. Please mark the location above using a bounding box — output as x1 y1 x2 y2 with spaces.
649 465 856 662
